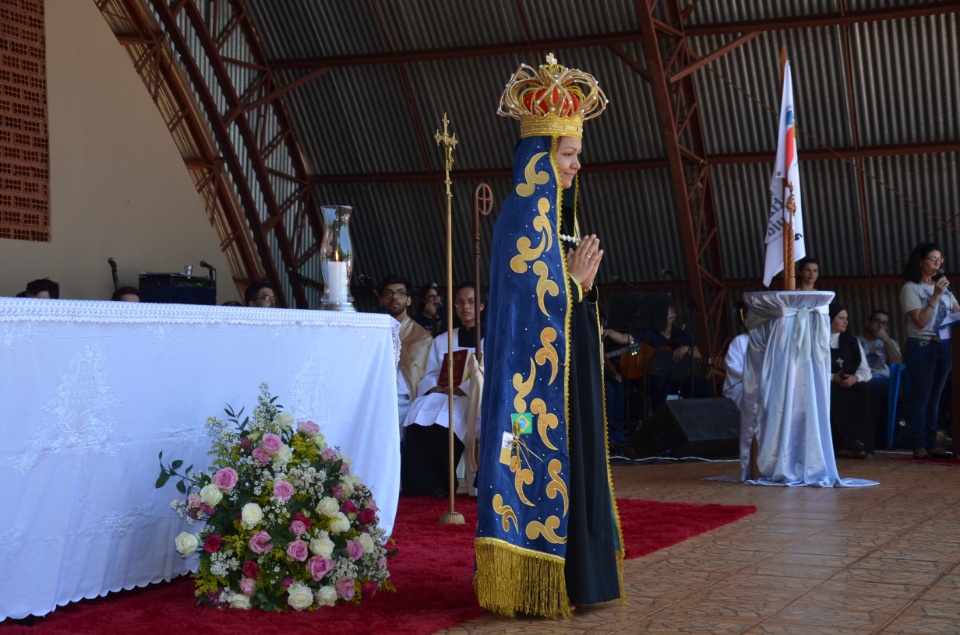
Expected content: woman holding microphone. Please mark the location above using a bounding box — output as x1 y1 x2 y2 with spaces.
900 243 959 459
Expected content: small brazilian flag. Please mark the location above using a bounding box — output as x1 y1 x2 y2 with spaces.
511 412 533 435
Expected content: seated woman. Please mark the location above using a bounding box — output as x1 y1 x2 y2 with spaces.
828 303 877 459
401 281 483 497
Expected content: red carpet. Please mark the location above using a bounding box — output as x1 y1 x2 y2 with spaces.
1 496 754 634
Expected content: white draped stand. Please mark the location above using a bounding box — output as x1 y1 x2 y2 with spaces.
739 291 877 487
0 299 400 621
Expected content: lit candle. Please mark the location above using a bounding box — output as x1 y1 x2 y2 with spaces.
327 261 348 302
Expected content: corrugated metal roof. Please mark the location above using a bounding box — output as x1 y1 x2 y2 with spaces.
121 0 960 320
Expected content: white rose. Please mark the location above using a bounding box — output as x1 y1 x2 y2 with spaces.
272 445 293 466
341 478 355 497
227 592 251 609
312 432 328 451
309 533 335 558
357 532 375 555
174 531 200 556
316 496 339 517
276 412 295 429
315 585 338 607
199 483 223 507
241 502 263 529
329 512 351 534
287 583 314 610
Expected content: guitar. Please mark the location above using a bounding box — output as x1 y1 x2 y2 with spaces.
605 342 723 380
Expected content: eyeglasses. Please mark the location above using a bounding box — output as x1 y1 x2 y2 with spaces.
926 256 945 264
454 298 476 307
256 294 276 303
380 290 408 299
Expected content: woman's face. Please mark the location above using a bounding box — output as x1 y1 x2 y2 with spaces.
800 263 819 286
922 250 944 278
422 287 441 312
454 287 482 327
555 137 582 190
831 310 848 334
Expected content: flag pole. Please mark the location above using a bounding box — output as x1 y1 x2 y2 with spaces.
435 114 464 526
780 46 796 291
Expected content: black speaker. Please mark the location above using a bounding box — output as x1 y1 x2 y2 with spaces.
631 398 740 458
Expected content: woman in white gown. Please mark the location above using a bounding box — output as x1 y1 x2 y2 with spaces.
401 282 483 496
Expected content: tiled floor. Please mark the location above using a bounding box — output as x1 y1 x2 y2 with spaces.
441 452 960 634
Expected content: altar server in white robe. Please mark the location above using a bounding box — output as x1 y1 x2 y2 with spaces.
401 282 483 497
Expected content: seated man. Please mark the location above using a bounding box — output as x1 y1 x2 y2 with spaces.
378 275 432 428
25 278 59 299
857 309 903 445
401 282 483 497
722 301 750 410
632 305 713 412
244 282 277 307
111 286 141 302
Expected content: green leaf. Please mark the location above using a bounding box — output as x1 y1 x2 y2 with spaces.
171 459 183 470
176 480 187 494
158 451 163 460
155 472 171 489
385 547 399 557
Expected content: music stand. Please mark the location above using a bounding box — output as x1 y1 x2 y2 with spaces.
605 293 672 424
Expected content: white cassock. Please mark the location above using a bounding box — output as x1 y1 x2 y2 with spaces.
722 333 750 409
402 328 481 443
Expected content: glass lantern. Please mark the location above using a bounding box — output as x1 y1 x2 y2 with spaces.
319 205 355 311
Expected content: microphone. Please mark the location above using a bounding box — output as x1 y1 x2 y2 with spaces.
199 260 216 282
107 257 117 272
107 257 119 291
933 268 945 282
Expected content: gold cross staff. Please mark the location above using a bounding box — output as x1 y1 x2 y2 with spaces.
435 113 463 526
435 113 458 199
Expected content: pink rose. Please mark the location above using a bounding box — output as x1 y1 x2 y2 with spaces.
240 577 256 596
339 461 350 474
358 508 376 525
203 534 223 553
331 484 344 500
297 420 320 437
249 531 273 554
321 448 338 461
293 512 312 530
341 500 358 515
307 556 333 580
365 499 378 513
251 448 271 467
199 503 216 516
212 467 238 491
281 577 293 588
290 519 307 536
336 578 356 601
186 492 201 508
261 433 282 455
242 560 260 578
346 539 363 560
361 581 378 598
273 480 295 500
239 437 252 452
286 540 309 562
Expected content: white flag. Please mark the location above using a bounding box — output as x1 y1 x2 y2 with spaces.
763 61 806 287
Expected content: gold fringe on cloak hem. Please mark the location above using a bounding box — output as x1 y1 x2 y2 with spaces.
474 538 573 619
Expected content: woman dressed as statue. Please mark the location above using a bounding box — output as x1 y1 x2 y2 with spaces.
474 54 624 618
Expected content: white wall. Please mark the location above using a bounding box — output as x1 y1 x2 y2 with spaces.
0 0 237 302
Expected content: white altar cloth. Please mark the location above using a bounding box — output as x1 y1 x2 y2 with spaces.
0 299 400 620
739 291 877 487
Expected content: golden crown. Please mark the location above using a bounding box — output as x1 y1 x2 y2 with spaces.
498 53 608 139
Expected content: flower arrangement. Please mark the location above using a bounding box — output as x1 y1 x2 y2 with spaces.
157 383 394 610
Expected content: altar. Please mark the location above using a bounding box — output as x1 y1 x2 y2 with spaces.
0 298 400 621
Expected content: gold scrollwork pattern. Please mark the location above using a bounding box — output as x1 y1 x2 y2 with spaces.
546 459 569 516
530 398 558 451
532 261 560 317
525 515 566 544
515 152 549 197
509 455 535 506
534 327 559 384
534 198 553 252
492 494 519 533
512 359 536 413
510 234 546 274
